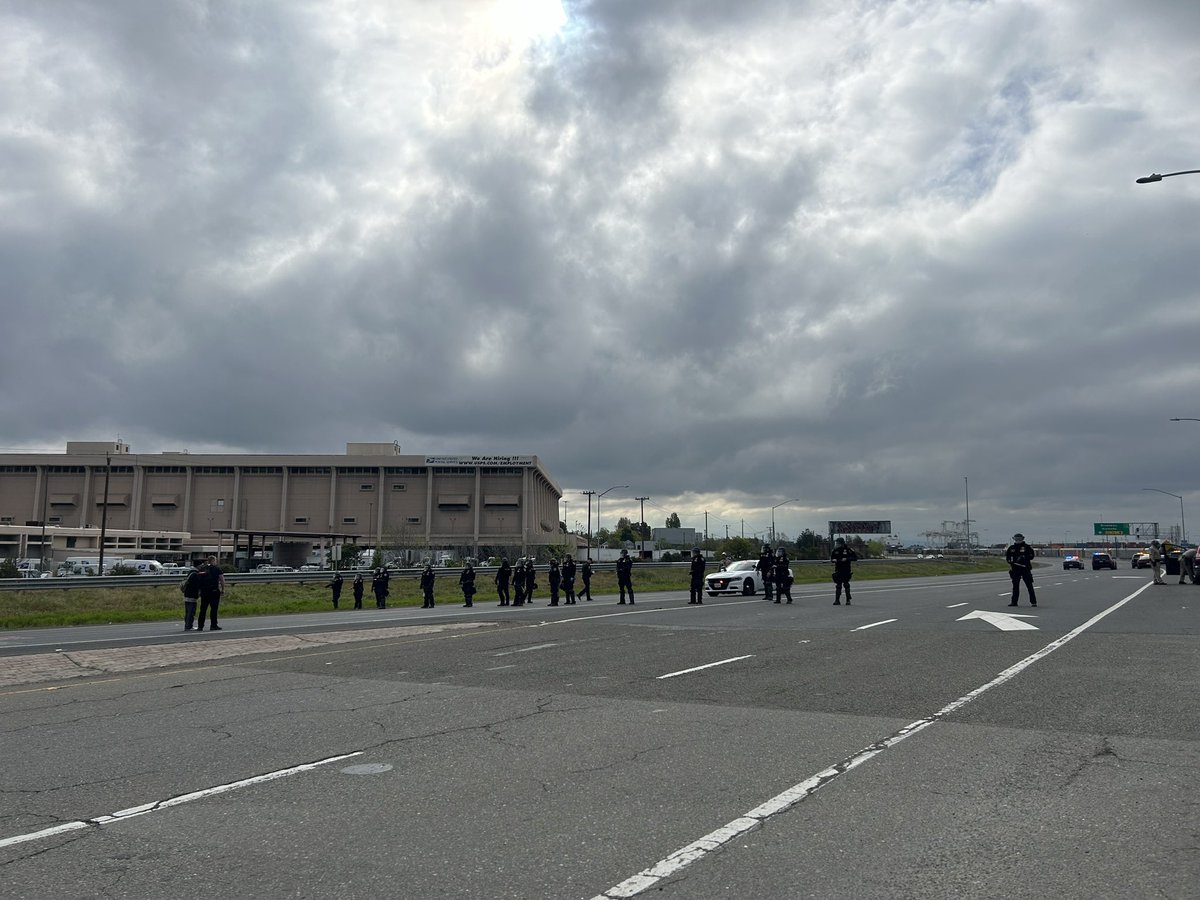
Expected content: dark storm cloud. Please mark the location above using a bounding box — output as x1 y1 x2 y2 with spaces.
2 0 1198 543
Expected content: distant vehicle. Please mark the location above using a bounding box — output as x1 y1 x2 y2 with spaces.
300 564 322 572
1091 552 1117 570
1131 551 1151 569
704 559 791 597
254 565 295 574
1063 555 1084 570
159 564 192 577
59 557 125 576
116 559 166 576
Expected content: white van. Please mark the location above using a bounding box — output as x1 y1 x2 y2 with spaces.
60 557 124 575
121 559 166 576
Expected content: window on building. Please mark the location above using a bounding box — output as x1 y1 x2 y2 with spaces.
294 517 309 524
342 516 356 524
359 484 374 492
391 483 406 491
406 516 421 524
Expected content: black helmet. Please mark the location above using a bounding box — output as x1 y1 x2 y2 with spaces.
762 543 772 552
692 547 701 555
835 537 846 545
1012 533 1025 542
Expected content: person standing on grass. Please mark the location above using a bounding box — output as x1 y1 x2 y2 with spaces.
830 537 858 605
328 572 344 609
196 556 225 632
352 573 365 609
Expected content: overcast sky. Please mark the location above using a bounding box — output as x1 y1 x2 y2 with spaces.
3 0 1198 547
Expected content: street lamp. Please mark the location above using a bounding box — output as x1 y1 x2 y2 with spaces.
1142 488 1186 546
596 485 628 553
1136 169 1200 184
770 499 800 545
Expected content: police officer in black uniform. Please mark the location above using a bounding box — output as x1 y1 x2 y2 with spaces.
1005 533 1037 607
548 558 561 606
420 564 436 608
616 549 635 604
562 556 577 604
830 537 858 605
688 547 706 604
459 561 476 607
495 557 512 606
757 544 775 601
773 547 793 604
328 572 344 609
580 558 594 601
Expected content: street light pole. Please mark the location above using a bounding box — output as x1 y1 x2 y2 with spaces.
596 485 629 553
1142 488 1186 546
1136 169 1200 184
770 499 800 545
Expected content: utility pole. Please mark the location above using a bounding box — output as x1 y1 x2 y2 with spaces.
704 511 708 546
636 496 649 557
98 451 112 577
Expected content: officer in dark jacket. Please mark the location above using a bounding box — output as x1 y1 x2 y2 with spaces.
495 557 512 606
562 556 577 604
459 562 476 607
420 564 436 608
830 538 858 605
328 572 344 609
616 549 635 604
523 559 537 602
1005 533 1037 607
773 548 793 604
548 558 561 606
688 547 706 604
352 573 364 609
757 544 775 601
512 558 527 606
181 561 203 630
196 556 224 631
580 558 594 601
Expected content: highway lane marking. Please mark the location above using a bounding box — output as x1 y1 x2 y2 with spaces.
0 752 362 851
656 656 754 679
946 602 968 608
852 619 898 631
957 610 1039 631
492 642 560 657
589 580 1155 899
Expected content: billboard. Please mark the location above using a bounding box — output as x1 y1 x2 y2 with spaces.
829 520 892 534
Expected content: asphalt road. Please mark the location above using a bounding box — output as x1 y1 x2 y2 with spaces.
1 565 1197 899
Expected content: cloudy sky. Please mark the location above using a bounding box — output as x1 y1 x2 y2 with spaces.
3 0 1198 547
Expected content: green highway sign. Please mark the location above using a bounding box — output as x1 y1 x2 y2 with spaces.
1094 522 1130 535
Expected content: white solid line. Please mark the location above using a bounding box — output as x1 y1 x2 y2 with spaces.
946 602 969 608
852 619 898 631
0 751 362 850
656 655 753 680
589 581 1154 899
492 642 559 657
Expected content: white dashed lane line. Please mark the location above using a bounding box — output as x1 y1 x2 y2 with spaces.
656 656 754 680
851 619 898 631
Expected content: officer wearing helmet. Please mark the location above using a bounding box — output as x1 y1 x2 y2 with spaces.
830 537 858 605
616 548 635 604
688 547 706 604
1004 533 1037 606
757 543 775 601
773 546 793 604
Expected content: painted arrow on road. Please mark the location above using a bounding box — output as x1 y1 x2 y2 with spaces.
957 610 1040 631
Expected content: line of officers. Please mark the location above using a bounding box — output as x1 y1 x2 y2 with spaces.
326 548 638 610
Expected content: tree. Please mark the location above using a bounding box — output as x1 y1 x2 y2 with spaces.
666 512 681 528
615 516 636 543
718 536 755 560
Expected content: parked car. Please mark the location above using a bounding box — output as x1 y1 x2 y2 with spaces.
1091 552 1117 570
1131 551 1151 569
705 559 791 597
1063 555 1084 570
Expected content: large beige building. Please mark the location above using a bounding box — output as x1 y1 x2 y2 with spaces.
0 441 563 565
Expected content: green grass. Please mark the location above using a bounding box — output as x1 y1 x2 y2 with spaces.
0 558 1011 630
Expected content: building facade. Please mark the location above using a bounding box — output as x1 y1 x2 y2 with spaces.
0 441 563 563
